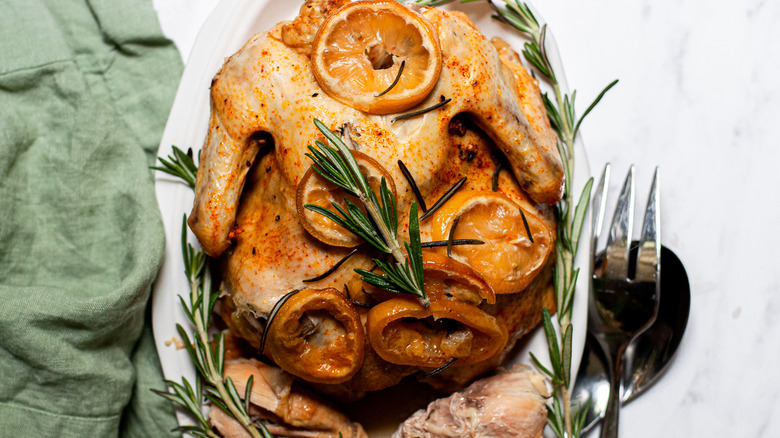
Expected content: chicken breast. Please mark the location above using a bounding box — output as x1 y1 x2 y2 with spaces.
393 365 549 438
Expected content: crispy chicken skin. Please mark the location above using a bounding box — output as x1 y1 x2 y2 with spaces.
393 365 549 438
190 0 560 395
188 2 562 258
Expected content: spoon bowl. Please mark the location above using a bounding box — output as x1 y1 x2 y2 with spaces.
572 244 690 432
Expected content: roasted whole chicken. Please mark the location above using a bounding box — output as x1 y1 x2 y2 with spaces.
189 0 562 422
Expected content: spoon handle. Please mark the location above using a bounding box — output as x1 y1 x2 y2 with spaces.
601 348 626 438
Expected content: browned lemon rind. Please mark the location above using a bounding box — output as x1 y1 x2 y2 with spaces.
311 0 442 114
366 297 508 368
430 190 554 294
265 288 365 384
421 252 496 305
296 150 396 247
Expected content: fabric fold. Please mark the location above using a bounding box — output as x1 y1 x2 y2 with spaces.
0 0 183 436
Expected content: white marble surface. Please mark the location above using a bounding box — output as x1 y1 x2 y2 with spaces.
151 0 780 436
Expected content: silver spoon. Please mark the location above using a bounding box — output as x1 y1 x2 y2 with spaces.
572 244 690 433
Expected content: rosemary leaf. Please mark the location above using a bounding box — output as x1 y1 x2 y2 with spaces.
397 160 428 212
224 376 248 417
375 59 405 97
258 424 276 438
408 202 424 289
242 375 254 419
541 309 561 376
573 400 592 435
357 269 405 294
562 324 573 387
570 178 594 254
528 352 555 380
391 98 452 123
424 357 458 377
573 79 619 140
259 290 300 354
204 392 231 420
215 332 226 376
447 217 460 258
303 248 359 283
491 160 503 192
518 208 534 243
419 176 466 221
420 239 484 248
152 145 198 188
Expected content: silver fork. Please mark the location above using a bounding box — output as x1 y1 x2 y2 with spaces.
588 164 661 438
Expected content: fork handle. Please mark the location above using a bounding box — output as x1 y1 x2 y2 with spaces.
601 349 626 438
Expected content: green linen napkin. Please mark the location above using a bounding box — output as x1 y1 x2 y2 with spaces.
0 0 183 436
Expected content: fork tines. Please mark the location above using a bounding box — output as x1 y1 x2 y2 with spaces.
592 164 660 284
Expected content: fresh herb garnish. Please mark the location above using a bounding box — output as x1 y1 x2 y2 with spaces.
398 159 428 212
420 239 484 248
391 97 452 123
152 151 276 438
419 176 466 221
152 217 271 438
305 119 429 307
375 60 406 97
486 2 615 437
151 145 197 188
302 248 359 283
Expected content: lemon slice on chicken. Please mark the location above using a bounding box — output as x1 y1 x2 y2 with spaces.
431 191 554 294
311 0 442 114
296 150 396 247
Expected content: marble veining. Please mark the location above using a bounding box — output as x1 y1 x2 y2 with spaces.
153 0 780 435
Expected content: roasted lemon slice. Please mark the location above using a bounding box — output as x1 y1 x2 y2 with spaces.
296 150 396 247
431 191 554 294
311 0 442 114
366 297 508 367
422 253 495 305
265 288 365 383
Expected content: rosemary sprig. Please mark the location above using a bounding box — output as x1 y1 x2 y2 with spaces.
408 1 616 436
152 145 198 188
152 152 274 438
157 216 267 438
486 2 615 437
305 119 429 307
